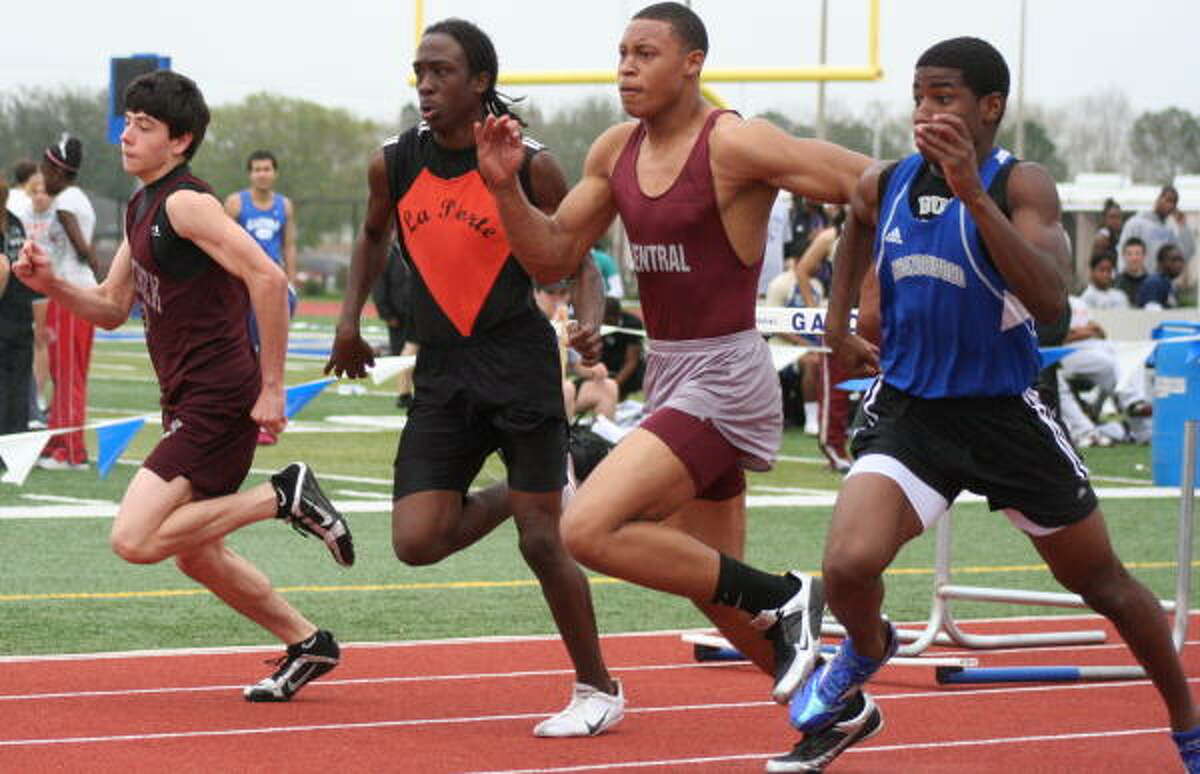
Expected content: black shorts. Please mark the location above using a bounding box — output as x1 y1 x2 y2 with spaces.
393 315 567 498
850 381 1097 529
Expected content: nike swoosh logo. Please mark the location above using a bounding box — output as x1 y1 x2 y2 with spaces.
585 709 610 736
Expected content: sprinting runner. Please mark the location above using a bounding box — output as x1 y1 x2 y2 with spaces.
15 69 354 703
474 0 869 720
784 36 1200 772
325 18 623 737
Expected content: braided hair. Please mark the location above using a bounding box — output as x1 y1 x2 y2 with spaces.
424 18 526 126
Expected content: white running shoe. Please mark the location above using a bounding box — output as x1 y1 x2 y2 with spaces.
533 680 625 737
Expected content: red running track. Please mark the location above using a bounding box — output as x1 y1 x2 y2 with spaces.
0 616 1195 773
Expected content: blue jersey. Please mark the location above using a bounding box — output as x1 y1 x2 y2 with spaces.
236 190 286 264
875 149 1038 398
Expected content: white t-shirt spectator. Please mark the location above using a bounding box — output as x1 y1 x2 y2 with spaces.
1078 284 1130 311
51 185 97 288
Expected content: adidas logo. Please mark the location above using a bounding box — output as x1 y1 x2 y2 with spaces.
884 227 903 245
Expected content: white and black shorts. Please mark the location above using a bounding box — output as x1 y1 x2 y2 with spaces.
848 380 1097 533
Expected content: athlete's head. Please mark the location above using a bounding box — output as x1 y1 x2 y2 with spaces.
246 150 278 192
1154 185 1179 219
11 160 37 189
1089 252 1116 290
912 37 1009 149
121 71 210 178
619 3 708 118
417 18 523 136
39 133 83 195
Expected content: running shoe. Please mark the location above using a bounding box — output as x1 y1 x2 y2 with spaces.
244 629 340 702
533 680 625 737
766 689 883 772
750 571 825 704
790 621 897 733
1174 725 1200 773
271 462 355 567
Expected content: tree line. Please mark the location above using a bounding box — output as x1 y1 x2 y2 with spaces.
2 85 1198 246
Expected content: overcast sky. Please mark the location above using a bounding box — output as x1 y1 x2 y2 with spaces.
5 0 1199 127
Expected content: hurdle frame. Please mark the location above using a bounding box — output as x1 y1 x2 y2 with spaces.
920 419 1195 684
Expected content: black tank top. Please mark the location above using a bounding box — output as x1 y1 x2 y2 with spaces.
383 123 544 345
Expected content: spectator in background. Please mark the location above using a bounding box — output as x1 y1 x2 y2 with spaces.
600 296 644 401
1117 185 1194 275
371 241 417 410
1138 243 1186 309
784 196 828 261
536 281 618 421
589 241 624 299
225 150 298 445
1115 236 1149 307
0 176 41 436
7 161 37 219
1091 198 1124 256
1078 252 1129 310
759 191 791 297
37 134 96 470
8 163 50 427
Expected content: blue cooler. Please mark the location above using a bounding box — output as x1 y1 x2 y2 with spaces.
1150 321 1200 486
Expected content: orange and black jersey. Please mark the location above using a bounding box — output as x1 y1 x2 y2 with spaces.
383 123 545 345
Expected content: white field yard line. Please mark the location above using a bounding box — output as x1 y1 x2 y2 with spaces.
0 485 1185 520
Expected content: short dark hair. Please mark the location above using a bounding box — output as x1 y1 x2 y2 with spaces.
1123 236 1145 251
1090 251 1116 270
1101 197 1121 215
11 160 37 185
246 150 278 171
633 2 709 55
123 70 210 160
916 37 1010 98
1158 243 1183 263
424 18 525 125
1160 184 1179 198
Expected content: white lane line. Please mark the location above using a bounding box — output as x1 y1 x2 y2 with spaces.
0 661 744 702
463 727 1170 774
0 484 1178 520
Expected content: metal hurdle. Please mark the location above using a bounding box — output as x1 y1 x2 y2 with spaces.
924 418 1196 684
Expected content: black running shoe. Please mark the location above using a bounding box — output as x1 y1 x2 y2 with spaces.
751 571 826 704
271 462 355 567
243 629 341 702
765 690 883 772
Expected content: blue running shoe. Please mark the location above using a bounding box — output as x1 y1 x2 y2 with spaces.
789 621 897 733
1174 725 1200 773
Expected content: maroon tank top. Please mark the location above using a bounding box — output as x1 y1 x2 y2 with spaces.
610 109 759 340
125 165 260 413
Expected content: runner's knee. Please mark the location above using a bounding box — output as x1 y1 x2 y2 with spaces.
109 532 167 565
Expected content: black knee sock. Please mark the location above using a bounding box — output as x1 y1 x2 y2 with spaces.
712 553 801 614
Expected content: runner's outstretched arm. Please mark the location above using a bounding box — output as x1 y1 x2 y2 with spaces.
475 115 625 285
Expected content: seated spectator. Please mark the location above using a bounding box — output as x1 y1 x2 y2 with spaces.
600 296 644 401
1138 243 1186 309
1091 198 1124 256
1115 237 1149 307
1058 296 1151 447
534 281 618 421
1078 252 1129 310
762 250 821 433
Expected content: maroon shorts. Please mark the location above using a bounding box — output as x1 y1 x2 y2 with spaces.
143 407 258 499
641 406 746 500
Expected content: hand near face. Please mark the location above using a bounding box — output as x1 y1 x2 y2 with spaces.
914 113 984 202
